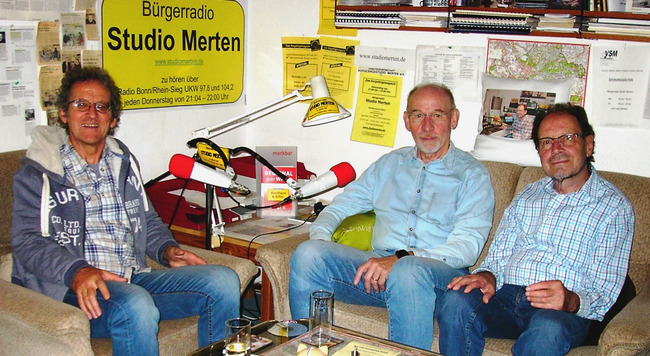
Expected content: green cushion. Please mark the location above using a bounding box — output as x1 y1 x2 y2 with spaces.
331 211 375 251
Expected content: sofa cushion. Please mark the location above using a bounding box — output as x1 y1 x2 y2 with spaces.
0 252 12 282
331 211 375 251
597 170 650 293
90 315 200 356
582 274 636 345
0 150 26 253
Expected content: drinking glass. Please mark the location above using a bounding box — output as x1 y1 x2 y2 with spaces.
223 318 251 356
309 290 333 346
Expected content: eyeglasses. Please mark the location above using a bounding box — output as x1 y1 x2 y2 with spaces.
538 133 582 151
67 99 111 114
407 110 452 124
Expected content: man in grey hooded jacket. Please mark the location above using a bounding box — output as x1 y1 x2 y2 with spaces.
11 66 240 355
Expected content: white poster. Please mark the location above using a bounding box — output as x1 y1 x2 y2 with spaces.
591 44 650 126
415 45 485 102
0 25 39 152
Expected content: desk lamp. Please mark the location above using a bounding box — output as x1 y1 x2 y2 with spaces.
179 76 351 249
191 75 351 139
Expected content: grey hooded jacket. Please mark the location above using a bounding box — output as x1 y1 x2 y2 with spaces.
11 126 178 301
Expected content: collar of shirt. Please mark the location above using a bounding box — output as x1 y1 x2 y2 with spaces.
541 163 601 200
405 142 459 172
61 139 117 181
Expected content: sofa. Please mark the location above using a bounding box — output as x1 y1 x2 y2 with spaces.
256 160 650 355
0 149 260 356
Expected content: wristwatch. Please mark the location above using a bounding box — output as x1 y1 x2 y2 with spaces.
395 249 410 259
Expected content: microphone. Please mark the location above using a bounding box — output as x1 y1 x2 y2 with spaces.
168 154 251 196
292 162 356 200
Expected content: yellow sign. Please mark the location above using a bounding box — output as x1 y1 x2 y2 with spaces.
102 0 245 109
267 188 290 202
320 36 359 109
350 72 402 147
281 36 358 110
303 97 340 125
196 142 229 169
282 36 320 96
318 0 357 37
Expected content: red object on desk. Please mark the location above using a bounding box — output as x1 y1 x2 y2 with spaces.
229 155 315 180
146 178 248 229
146 156 315 230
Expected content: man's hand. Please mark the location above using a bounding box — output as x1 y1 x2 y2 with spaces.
71 266 127 320
164 246 207 268
526 280 580 313
353 255 399 293
447 271 496 304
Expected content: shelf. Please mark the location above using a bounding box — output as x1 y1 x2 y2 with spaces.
580 32 650 42
583 10 650 19
529 30 581 38
448 6 583 15
335 4 650 42
379 25 449 31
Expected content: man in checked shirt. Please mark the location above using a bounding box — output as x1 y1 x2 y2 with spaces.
438 103 634 356
505 103 534 140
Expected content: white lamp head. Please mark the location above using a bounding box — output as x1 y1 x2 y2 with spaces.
302 76 351 127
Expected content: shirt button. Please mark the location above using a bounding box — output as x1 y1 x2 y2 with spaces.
422 166 426 170
411 210 415 214
417 189 421 193
409 227 413 231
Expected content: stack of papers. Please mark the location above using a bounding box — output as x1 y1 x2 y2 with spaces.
534 14 579 33
335 10 404 29
584 17 650 36
401 11 449 28
450 10 533 34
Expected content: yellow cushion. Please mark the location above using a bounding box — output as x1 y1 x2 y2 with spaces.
331 211 375 251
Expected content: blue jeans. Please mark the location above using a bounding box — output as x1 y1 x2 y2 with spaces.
63 265 240 356
438 284 591 356
289 240 467 350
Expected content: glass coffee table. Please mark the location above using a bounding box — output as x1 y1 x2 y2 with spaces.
189 319 440 356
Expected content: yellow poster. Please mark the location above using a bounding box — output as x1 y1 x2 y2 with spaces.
350 72 402 147
318 0 357 37
282 36 321 96
320 36 358 109
102 0 244 110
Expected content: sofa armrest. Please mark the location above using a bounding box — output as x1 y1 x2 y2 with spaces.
255 234 309 320
0 279 93 355
597 279 650 355
180 244 259 295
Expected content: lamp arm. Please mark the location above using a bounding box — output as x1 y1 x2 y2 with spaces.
192 89 310 139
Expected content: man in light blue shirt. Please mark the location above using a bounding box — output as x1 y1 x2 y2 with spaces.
289 83 495 350
438 103 634 356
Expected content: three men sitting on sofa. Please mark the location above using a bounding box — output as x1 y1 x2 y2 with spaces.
290 83 634 355
12 71 633 356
